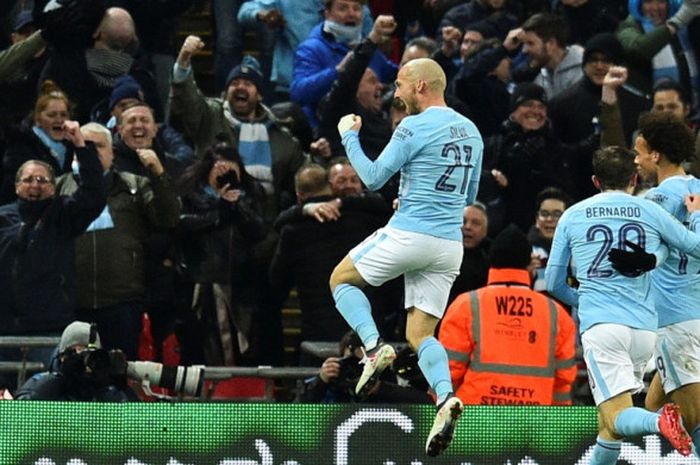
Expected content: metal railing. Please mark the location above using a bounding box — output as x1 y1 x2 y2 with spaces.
0 336 60 388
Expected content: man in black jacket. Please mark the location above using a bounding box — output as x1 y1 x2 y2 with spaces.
57 122 180 360
15 321 133 401
269 164 400 363
0 120 106 390
302 330 431 404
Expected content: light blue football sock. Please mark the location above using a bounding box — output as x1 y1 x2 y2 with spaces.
614 407 660 436
589 436 621 465
417 337 453 405
692 425 700 458
332 283 379 350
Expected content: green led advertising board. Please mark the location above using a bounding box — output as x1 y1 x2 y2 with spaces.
1 403 697 465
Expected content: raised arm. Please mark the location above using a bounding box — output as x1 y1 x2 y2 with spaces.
339 115 410 191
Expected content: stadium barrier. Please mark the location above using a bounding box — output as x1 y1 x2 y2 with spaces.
1 402 698 465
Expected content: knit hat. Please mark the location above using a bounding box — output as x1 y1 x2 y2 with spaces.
489 224 532 269
58 321 102 353
225 55 264 91
108 75 144 111
510 82 547 112
13 10 34 32
583 33 623 66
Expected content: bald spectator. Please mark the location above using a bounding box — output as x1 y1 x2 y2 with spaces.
106 0 195 115
269 164 397 357
40 6 162 122
448 203 491 303
329 158 363 197
274 157 390 230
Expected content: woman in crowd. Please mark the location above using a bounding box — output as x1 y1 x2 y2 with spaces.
175 143 266 366
0 80 73 204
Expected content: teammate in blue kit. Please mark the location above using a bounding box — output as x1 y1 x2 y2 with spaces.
330 57 483 457
623 112 700 458
545 146 700 464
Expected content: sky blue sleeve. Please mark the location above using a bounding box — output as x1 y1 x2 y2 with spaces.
172 63 192 83
341 129 412 191
689 211 700 230
237 0 275 24
655 203 700 259
545 222 579 307
465 145 482 206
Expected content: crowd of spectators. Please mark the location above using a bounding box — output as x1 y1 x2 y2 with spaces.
0 0 699 405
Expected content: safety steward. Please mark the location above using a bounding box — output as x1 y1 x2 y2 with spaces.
439 224 577 405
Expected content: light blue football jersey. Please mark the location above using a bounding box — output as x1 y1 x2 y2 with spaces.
341 106 483 242
646 175 700 327
545 191 700 333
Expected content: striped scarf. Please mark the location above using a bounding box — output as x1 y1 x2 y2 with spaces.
85 48 134 89
223 101 274 195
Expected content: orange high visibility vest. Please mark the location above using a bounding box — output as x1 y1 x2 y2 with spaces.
440 268 577 405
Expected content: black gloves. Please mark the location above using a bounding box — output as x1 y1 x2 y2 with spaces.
608 240 656 277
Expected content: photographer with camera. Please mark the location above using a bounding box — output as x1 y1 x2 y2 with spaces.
15 321 134 401
302 331 432 404
176 143 266 366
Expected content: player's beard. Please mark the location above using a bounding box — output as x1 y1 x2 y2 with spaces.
401 95 419 115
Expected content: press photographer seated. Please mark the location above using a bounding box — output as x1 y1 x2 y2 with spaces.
15 322 135 402
302 331 432 404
